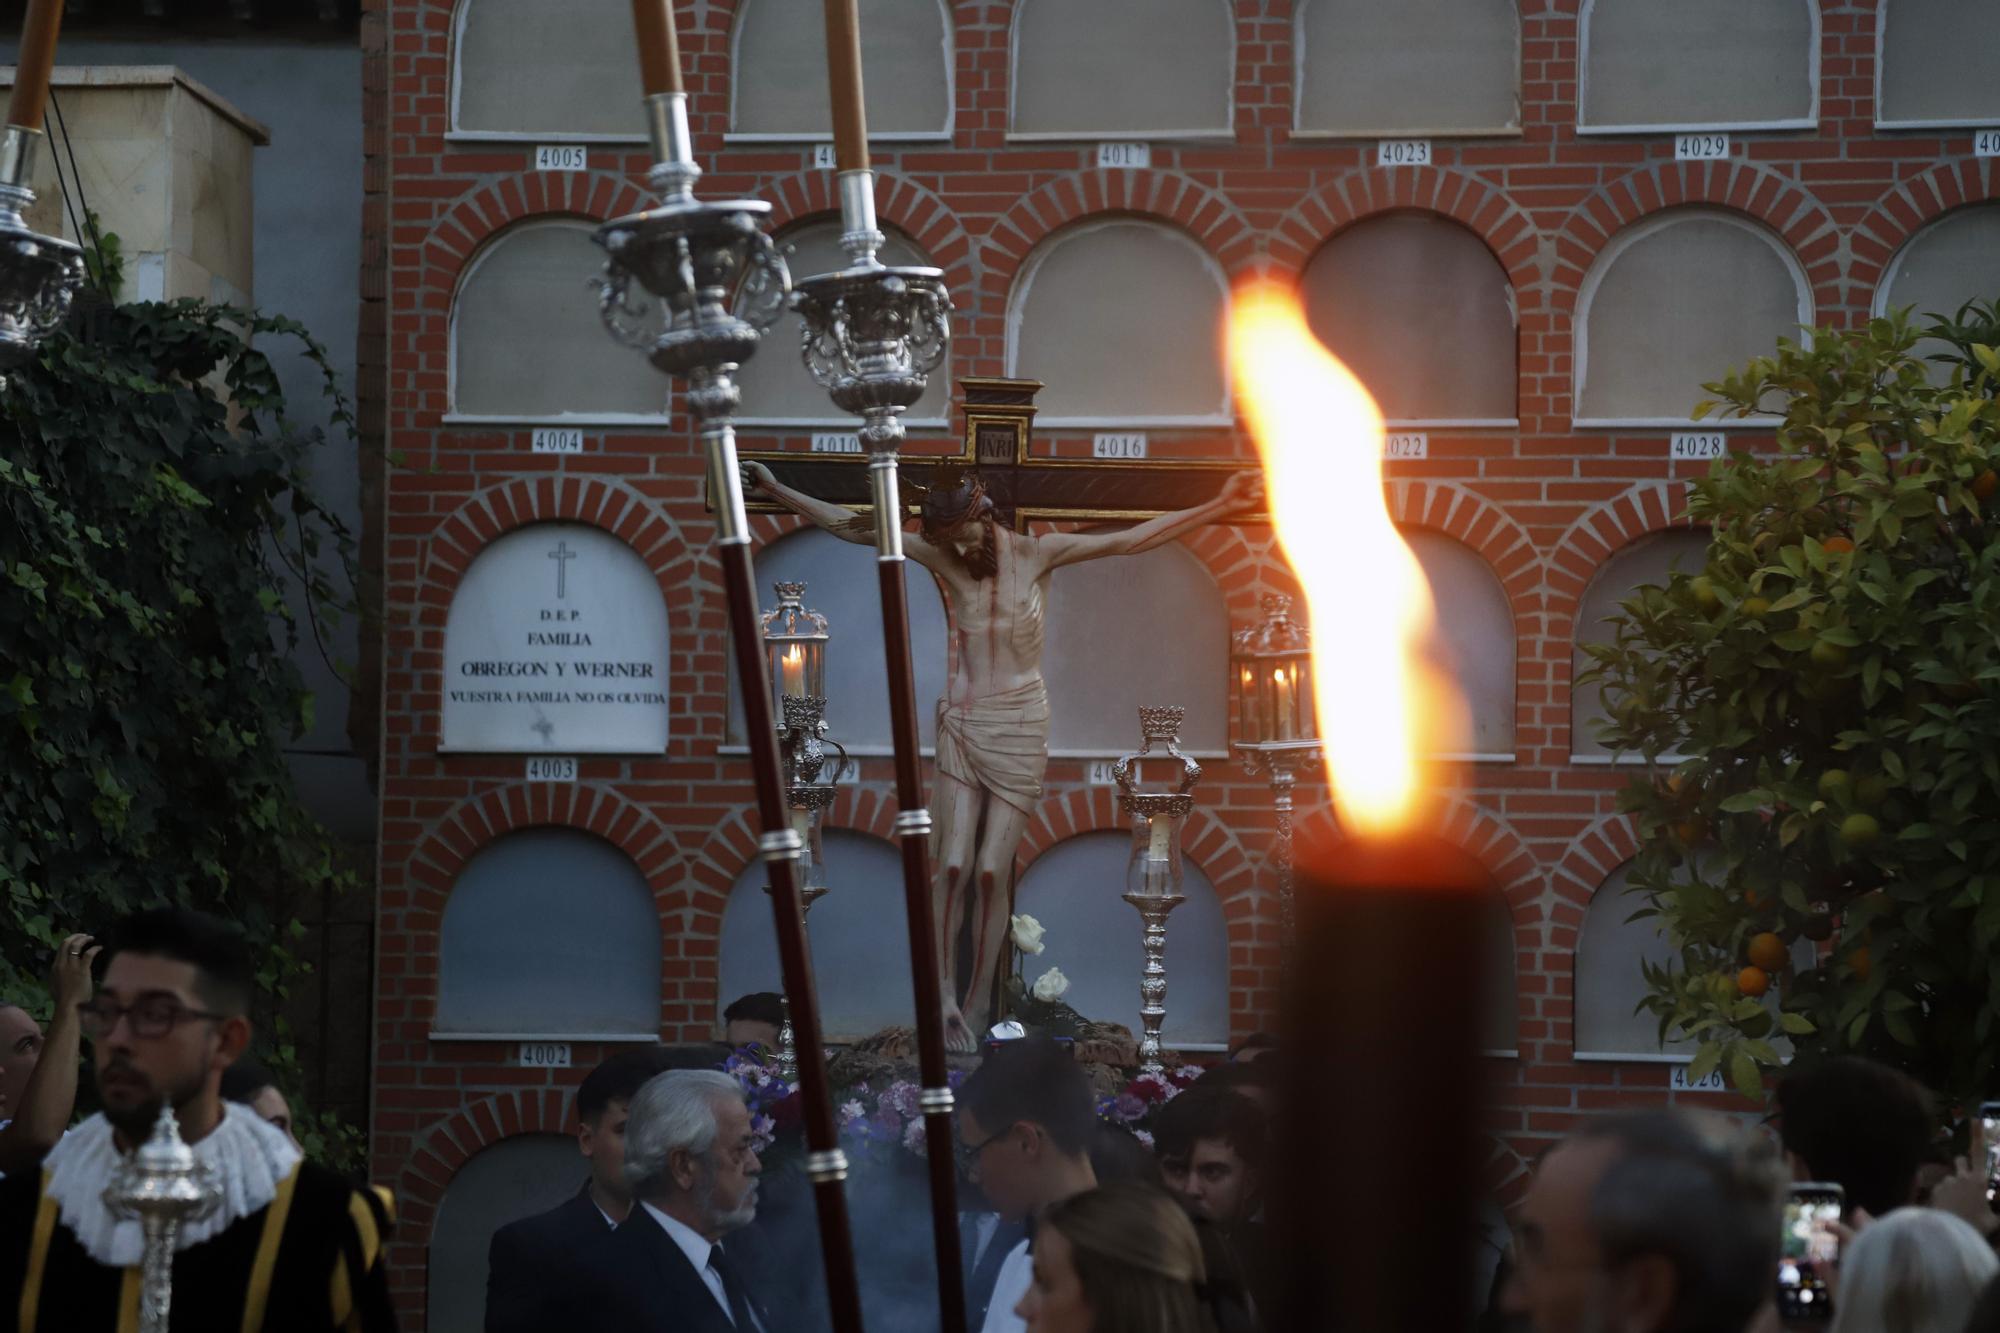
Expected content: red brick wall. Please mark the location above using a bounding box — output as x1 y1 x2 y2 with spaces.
375 0 1997 1317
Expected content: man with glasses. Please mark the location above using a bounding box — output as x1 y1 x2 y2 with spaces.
956 1035 1100 1333
1499 1109 1784 1333
0 907 398 1331
587 1069 773 1333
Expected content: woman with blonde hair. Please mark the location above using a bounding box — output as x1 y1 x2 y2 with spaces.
1828 1207 1997 1333
1013 1182 1225 1333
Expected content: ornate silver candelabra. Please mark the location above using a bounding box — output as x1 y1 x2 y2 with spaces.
1113 706 1203 1074
0 126 84 381
772 691 847 1081
102 1106 222 1333
594 92 870 1333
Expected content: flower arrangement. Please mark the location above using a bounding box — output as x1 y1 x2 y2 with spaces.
834 1069 969 1164
725 1048 801 1154
1095 1065 1203 1147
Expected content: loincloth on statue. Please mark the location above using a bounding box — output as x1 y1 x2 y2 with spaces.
934 678 1052 815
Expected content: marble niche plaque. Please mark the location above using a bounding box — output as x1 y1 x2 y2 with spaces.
441 524 670 753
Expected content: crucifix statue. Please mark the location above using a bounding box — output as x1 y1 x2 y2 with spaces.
742 390 1259 1050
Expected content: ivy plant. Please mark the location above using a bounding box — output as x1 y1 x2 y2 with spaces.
0 294 366 1169
1581 304 2000 1107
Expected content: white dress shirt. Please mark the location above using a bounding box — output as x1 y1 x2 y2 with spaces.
640 1202 762 1330
980 1238 1032 1333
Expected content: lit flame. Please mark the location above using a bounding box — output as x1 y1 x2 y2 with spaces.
784 645 802 665
1227 280 1466 837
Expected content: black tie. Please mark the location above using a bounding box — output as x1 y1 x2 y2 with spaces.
710 1243 758 1330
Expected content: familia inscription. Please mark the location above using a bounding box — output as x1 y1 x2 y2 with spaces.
440 524 671 753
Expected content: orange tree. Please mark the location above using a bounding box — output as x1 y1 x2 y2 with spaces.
1581 305 2000 1105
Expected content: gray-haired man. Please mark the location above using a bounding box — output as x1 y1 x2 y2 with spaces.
588 1069 770 1333
1500 1109 1784 1333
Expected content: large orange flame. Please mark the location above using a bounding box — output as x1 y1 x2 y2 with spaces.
1227 281 1465 838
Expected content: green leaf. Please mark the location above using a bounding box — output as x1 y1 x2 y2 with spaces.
1778 1012 1816 1036
1729 1047 1764 1101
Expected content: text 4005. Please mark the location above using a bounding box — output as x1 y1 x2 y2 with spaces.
534 145 588 171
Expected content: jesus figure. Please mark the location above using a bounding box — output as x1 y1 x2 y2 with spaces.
743 460 1262 1050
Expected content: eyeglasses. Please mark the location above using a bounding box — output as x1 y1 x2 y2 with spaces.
956 1124 1012 1176
77 996 227 1040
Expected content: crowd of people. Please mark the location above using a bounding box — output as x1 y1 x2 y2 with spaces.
3 909 2000 1332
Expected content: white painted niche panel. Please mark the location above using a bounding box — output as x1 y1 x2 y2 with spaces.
441 524 671 753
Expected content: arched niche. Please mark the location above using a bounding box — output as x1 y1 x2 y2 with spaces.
1578 0 1816 131
1574 212 1810 426
1876 1 2000 128
1007 220 1231 425
1569 530 1709 761
451 0 643 139
427 1134 586 1333
738 220 949 425
1043 542 1229 755
436 829 663 1036
731 0 952 138
717 831 914 1040
449 220 667 422
1294 0 1520 136
1873 207 2000 380
1482 890 1521 1054
1009 0 1234 138
1406 532 1516 758
1302 214 1517 424
724 529 950 752
441 523 671 755
1573 860 1693 1059
1013 831 1229 1049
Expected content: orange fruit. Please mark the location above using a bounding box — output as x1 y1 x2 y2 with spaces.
1973 470 1998 502
1737 965 1771 998
1822 535 1855 555
1748 932 1788 973
1674 818 1707 847
1848 946 1872 982
1839 813 1882 851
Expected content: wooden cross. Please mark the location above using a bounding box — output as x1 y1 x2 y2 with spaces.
742 377 1246 529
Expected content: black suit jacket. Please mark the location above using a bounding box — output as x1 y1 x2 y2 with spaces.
588 1207 774 1333
485 1188 615 1333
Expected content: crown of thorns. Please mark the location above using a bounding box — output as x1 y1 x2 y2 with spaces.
917 464 993 536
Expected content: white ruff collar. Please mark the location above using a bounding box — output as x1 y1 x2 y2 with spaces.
43 1105 304 1267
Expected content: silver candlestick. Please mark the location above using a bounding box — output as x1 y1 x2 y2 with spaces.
0 126 85 382
102 1106 222 1333
773 691 845 1083
1113 706 1203 1074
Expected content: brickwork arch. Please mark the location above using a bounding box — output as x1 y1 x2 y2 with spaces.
1549 163 1840 317
1388 480 1545 625
753 169 978 295
1268 169 1544 299
979 177 1260 303
1850 173 2000 312
1291 794 1544 930
406 477 703 750
419 178 653 304
391 1092 574 1253
1543 481 1697 638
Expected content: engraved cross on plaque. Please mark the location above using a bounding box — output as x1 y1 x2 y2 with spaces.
744 378 1247 529
547 540 577 599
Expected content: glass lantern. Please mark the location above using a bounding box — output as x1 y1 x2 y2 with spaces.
1231 592 1314 745
759 580 829 716
1112 705 1203 1072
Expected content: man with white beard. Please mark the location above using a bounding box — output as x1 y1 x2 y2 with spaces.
589 1070 772 1333
1499 1110 1783 1333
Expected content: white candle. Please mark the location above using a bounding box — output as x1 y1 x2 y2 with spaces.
1240 668 1262 743
1147 814 1172 861
781 645 805 697
1273 666 1296 740
792 808 812 842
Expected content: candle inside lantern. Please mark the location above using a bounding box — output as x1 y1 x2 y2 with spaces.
1229 280 1484 1331
628 0 685 95
7 0 67 133
1145 813 1171 861
791 807 812 842
1271 666 1295 740
1239 667 1262 743
782 644 806 698
820 0 869 172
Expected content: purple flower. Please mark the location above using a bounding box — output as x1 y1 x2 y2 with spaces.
901 1117 928 1156
1112 1093 1147 1122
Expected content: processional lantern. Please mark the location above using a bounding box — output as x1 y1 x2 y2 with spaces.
0 0 88 380
1112 706 1202 1075
1230 592 1322 949
760 580 829 707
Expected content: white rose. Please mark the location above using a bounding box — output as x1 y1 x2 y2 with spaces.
1010 913 1046 955
1031 967 1070 1002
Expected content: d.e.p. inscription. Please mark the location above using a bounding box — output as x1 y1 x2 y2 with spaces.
440 524 671 753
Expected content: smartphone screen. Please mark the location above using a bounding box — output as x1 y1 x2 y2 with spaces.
1777 1184 1844 1322
1980 1102 2000 1204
